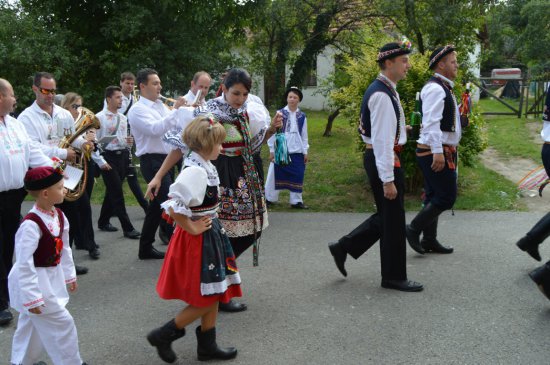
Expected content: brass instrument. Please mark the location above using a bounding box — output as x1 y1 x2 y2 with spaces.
159 95 177 109
58 107 101 202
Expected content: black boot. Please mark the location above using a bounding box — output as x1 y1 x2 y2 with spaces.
407 203 443 254
517 212 550 262
421 217 454 254
218 299 247 312
196 326 237 361
529 261 550 300
147 319 186 363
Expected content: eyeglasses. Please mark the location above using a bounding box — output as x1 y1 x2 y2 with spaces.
38 87 57 95
71 104 82 109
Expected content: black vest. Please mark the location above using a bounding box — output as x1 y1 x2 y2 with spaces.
420 76 456 132
358 79 400 138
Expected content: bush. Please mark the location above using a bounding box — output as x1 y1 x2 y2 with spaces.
330 40 486 191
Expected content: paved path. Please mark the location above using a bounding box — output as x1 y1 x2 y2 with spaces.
1 205 549 365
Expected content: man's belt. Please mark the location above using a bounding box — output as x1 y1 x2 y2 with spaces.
365 144 403 167
416 144 457 170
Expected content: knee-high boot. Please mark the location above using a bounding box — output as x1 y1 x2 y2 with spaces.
196 326 237 361
517 212 550 261
147 319 186 363
529 261 550 300
406 203 443 254
421 217 454 254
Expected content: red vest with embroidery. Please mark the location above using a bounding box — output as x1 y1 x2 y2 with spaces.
23 209 64 267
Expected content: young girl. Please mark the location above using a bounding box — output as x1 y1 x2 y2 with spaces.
265 86 310 208
147 115 241 363
9 164 86 365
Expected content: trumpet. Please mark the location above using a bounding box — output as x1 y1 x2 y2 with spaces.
159 95 177 109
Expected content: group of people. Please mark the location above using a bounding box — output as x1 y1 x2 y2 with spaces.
0 38 548 364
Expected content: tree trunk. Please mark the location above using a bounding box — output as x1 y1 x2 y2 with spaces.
323 107 342 137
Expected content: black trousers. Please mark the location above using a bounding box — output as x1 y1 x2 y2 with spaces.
139 153 174 252
338 150 407 281
58 191 96 252
542 143 550 178
0 188 26 310
417 151 457 210
98 150 134 232
126 165 149 211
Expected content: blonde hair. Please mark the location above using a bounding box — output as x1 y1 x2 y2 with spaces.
61 92 82 111
183 115 226 154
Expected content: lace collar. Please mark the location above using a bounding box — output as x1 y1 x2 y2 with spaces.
195 96 248 123
184 151 220 186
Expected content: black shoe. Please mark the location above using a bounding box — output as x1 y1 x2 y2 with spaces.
76 265 89 275
516 237 541 261
123 229 141 239
421 239 454 254
266 200 275 207
218 299 247 312
291 202 309 209
0 308 13 326
139 247 165 260
158 229 170 245
98 223 118 232
381 279 424 292
529 263 550 300
328 242 348 277
196 326 237 361
89 247 100 260
406 225 426 254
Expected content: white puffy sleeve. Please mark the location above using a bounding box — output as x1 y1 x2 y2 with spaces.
160 166 207 217
247 101 270 153
161 106 195 153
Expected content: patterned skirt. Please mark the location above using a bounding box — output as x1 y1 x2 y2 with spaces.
156 219 242 307
213 154 268 238
274 153 306 193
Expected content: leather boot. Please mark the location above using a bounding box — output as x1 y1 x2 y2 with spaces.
421 217 454 254
516 212 550 261
529 261 550 300
147 319 186 363
196 326 237 361
407 203 443 254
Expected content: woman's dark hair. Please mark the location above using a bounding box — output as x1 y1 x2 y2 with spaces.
223 68 252 92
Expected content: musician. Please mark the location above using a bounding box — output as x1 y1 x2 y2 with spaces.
328 41 423 292
0 78 53 326
18 72 95 270
96 86 141 239
117 72 149 214
128 68 187 260
183 71 211 106
406 45 461 255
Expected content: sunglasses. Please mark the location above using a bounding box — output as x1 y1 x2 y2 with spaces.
71 104 82 109
38 87 57 95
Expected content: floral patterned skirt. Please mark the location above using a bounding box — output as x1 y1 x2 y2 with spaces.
213 154 268 238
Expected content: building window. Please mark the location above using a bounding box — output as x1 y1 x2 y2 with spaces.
304 61 317 87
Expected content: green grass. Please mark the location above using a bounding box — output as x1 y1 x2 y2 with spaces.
81 107 522 211
480 98 541 162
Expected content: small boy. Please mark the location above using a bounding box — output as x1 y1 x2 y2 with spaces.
9 165 86 365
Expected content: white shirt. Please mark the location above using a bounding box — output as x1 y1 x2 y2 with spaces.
418 73 462 153
267 106 309 154
183 89 207 106
8 205 75 313
18 101 85 159
541 121 550 142
96 109 129 150
0 115 52 191
361 74 407 183
127 97 188 156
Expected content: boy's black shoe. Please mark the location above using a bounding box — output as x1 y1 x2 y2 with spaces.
291 202 309 209
0 308 13 325
76 265 89 275
381 279 423 292
98 223 118 232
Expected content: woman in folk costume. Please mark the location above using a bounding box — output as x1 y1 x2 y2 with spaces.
147 116 242 363
145 68 282 312
265 86 310 209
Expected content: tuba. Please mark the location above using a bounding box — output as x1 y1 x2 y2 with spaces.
58 107 101 202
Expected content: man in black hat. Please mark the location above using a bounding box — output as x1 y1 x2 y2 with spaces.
328 40 423 292
406 45 461 256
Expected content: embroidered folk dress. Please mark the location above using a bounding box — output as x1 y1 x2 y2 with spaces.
163 96 270 241
9 205 76 314
156 152 242 307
